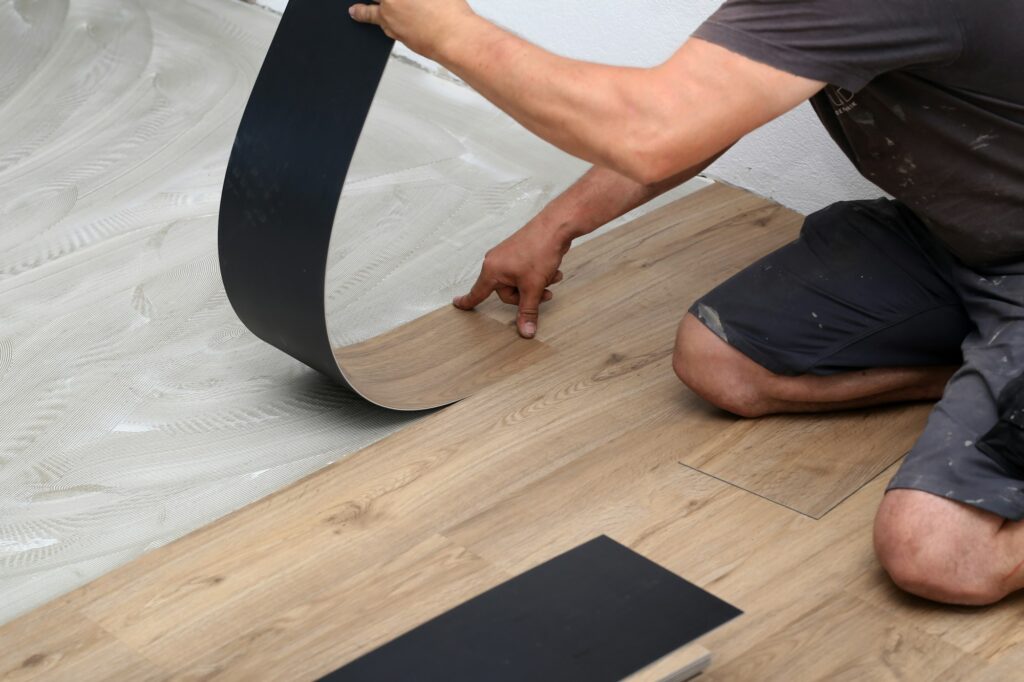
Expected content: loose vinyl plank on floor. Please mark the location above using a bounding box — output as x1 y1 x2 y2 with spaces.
2 185 1015 680
679 404 932 518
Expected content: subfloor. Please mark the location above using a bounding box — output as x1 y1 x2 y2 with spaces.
3 184 1021 680
0 0 703 623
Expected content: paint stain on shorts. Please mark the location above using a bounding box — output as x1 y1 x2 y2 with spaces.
697 303 729 343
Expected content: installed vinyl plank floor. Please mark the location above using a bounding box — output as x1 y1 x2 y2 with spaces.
4 185 1019 680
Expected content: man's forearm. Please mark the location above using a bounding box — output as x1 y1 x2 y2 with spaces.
539 154 723 249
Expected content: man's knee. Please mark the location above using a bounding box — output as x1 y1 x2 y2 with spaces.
673 312 772 418
874 490 1011 605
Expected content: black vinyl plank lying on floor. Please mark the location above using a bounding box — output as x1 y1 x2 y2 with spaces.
323 536 741 681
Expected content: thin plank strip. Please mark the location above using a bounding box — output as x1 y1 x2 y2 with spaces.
626 645 711 682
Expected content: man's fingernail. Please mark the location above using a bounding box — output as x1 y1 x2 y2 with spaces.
523 322 536 337
348 6 356 17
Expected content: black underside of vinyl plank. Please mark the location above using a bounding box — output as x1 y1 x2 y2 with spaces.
323 536 741 681
218 0 393 388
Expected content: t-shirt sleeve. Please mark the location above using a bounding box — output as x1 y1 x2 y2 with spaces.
692 0 963 92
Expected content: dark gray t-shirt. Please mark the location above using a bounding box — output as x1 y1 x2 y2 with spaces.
693 0 1024 266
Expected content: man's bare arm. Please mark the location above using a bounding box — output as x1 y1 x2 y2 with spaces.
349 0 817 336
350 0 824 184
535 152 728 248
452 152 724 338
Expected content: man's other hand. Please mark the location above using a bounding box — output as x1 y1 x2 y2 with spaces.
453 222 569 339
349 0 476 59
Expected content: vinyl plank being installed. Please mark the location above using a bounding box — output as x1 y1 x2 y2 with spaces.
333 307 554 410
220 0 715 409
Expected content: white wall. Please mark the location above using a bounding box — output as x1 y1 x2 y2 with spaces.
243 0 882 215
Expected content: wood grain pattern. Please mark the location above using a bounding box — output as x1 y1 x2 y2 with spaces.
0 610 161 681
3 185 1015 681
334 307 554 410
704 592 970 681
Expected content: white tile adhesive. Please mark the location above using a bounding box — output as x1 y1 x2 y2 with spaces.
0 0 706 624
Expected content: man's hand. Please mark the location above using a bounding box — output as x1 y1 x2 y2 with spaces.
453 221 569 339
348 0 477 59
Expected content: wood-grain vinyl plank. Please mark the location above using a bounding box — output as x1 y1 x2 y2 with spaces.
2 185 1016 680
334 307 555 410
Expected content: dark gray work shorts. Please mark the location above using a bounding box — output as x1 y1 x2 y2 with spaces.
690 198 1024 520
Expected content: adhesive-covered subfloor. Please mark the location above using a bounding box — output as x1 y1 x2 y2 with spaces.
0 0 705 625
